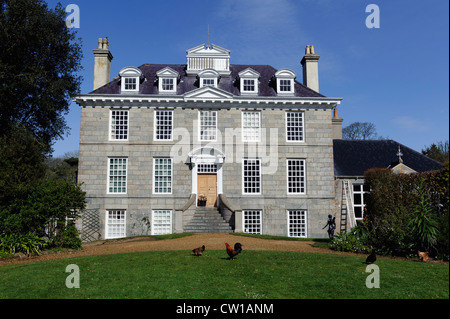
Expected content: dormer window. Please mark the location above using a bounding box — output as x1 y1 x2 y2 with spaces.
119 66 142 93
243 79 255 92
124 77 137 91
275 69 296 96
238 68 260 95
198 69 220 88
162 78 174 91
156 67 179 94
202 78 216 87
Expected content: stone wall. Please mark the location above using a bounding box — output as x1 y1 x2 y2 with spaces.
78 105 336 239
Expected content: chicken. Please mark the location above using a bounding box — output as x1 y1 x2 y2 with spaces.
225 242 242 260
418 250 429 262
192 245 205 256
365 250 376 264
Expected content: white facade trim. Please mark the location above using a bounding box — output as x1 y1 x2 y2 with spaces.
74 94 342 109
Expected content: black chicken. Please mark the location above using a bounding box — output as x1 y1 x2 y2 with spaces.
365 250 376 264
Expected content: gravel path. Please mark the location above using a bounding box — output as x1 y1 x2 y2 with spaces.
1 233 441 266
0 233 343 266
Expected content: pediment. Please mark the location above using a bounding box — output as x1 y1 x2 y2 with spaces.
156 66 180 78
119 66 142 78
275 68 296 79
238 68 260 78
187 43 230 57
184 86 234 100
390 163 417 175
198 68 220 78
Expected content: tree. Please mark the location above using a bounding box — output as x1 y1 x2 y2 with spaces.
422 140 449 164
0 179 86 247
0 0 83 152
0 125 46 207
342 122 379 140
45 151 79 182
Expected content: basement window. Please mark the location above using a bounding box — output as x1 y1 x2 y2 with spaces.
243 210 262 234
105 210 126 239
152 210 172 235
288 210 307 238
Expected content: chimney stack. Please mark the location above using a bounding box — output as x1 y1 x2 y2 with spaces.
332 107 343 139
93 38 113 90
301 45 320 92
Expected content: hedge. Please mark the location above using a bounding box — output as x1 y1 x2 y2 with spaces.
331 164 449 260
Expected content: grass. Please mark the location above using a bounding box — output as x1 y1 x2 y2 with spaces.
0 250 448 299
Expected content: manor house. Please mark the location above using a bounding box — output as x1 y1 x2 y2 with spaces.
74 39 441 241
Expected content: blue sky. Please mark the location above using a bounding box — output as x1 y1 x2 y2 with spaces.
47 0 449 157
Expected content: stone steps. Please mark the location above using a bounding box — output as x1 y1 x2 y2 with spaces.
184 207 233 233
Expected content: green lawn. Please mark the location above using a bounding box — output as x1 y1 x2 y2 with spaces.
0 250 448 299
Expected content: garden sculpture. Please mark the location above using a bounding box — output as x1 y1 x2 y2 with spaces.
323 214 336 239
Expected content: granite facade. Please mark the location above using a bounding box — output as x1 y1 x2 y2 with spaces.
78 104 337 239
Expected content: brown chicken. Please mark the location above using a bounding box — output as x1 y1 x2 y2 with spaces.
418 250 429 262
192 245 205 256
225 242 242 260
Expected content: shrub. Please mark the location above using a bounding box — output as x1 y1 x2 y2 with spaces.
51 224 82 249
408 178 439 251
0 179 85 240
363 164 449 259
0 233 47 256
329 226 371 254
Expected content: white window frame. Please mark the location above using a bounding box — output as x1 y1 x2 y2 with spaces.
242 158 262 195
109 109 129 141
287 159 306 195
154 110 173 141
275 69 296 96
198 110 218 142
153 157 173 194
238 68 260 95
107 157 128 194
151 210 173 235
201 78 217 88
197 163 218 173
121 77 139 92
242 111 261 142
278 79 293 93
287 210 307 238
285 111 305 142
241 79 258 94
353 183 370 221
243 210 262 234
198 69 220 88
156 67 179 94
119 66 142 93
159 78 176 93
105 210 126 239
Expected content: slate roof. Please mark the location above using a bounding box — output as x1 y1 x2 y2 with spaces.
91 64 324 98
333 139 443 177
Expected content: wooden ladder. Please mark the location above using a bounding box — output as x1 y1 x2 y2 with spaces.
340 180 357 233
